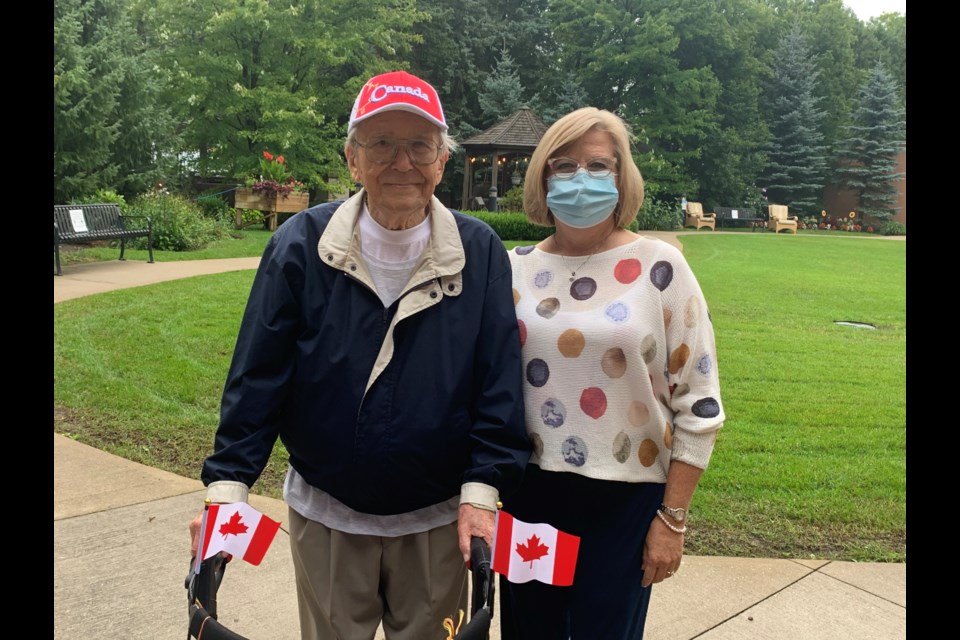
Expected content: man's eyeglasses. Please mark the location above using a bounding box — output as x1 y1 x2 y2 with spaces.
354 138 443 166
546 156 618 180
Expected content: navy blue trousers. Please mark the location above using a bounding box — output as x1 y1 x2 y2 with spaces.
498 465 665 640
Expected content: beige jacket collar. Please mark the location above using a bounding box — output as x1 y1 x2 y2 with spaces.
316 190 465 394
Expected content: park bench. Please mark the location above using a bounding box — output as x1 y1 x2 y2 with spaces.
715 206 764 230
54 203 154 276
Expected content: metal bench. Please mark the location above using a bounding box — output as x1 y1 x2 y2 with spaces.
715 206 764 230
54 203 154 276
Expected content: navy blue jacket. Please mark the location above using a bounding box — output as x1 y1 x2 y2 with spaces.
201 194 530 515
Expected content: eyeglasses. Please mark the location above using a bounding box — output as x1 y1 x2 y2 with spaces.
353 138 443 166
546 156 618 180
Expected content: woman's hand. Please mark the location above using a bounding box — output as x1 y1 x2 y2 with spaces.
640 515 685 587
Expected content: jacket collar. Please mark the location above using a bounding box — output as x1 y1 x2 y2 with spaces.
317 189 465 279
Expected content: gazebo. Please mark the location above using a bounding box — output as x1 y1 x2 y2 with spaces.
459 107 549 210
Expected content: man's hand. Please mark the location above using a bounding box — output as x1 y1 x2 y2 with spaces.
189 509 204 559
457 504 495 563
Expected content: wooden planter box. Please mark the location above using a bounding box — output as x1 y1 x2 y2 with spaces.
235 188 310 230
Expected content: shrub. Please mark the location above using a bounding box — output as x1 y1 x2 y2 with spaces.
498 185 525 212
128 192 226 251
465 211 553 242
879 220 906 236
76 189 129 213
635 196 680 231
195 190 235 226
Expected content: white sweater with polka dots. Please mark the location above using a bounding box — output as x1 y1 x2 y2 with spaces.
509 236 724 483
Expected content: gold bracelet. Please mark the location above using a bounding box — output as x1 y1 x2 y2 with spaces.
656 509 687 534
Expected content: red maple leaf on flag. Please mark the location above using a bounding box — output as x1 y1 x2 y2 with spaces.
219 511 249 538
515 534 550 567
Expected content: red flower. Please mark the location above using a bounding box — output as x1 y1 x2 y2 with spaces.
276 155 285 164
263 151 274 161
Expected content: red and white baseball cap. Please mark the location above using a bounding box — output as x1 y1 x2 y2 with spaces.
348 70 447 133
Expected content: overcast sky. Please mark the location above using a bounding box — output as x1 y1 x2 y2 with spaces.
842 0 907 20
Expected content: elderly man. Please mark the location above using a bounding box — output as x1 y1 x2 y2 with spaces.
190 70 530 640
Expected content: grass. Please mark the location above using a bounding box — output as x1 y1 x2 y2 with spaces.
56 228 275 266
53 232 905 562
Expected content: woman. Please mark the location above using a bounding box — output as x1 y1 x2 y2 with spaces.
501 107 725 639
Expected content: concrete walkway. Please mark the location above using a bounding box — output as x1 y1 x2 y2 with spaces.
53 243 906 640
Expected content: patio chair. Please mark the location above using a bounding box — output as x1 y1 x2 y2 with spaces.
683 202 716 231
768 204 798 234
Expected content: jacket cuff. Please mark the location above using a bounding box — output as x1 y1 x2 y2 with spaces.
206 481 249 504
459 482 499 512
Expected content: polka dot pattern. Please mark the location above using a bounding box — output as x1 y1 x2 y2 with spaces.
526 358 549 387
530 433 544 457
540 398 567 428
570 277 597 300
640 334 657 364
663 422 673 449
580 387 607 419
613 431 632 463
628 401 650 427
696 353 712 375
614 258 642 284
684 296 699 328
692 397 721 418
536 297 560 319
638 439 659 467
604 301 630 323
650 261 673 291
509 238 722 479
557 329 585 358
601 348 627 378
562 436 588 467
668 344 690 375
534 270 554 288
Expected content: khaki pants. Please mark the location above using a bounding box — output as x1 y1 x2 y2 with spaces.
288 508 468 640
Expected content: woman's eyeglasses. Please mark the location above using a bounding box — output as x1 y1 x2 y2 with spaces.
353 138 442 166
546 156 618 179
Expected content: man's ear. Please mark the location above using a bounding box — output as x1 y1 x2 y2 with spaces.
434 149 449 183
345 146 363 183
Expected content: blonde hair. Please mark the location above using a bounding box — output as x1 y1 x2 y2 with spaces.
523 107 644 227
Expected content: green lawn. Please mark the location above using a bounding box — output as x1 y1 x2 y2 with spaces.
53 233 905 562
56 229 274 265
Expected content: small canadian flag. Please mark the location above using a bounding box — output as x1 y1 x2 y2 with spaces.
492 510 580 586
196 502 281 571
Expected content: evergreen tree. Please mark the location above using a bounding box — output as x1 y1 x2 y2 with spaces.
478 51 527 128
759 23 828 216
835 62 905 222
54 0 123 203
540 72 590 124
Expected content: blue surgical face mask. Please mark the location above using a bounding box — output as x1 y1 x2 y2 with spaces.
546 170 620 229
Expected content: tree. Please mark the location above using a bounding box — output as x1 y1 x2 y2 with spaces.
834 62 904 222
546 0 721 197
673 0 776 210
478 51 527 127
858 13 906 110
153 0 427 189
54 0 173 203
539 73 590 124
759 23 828 216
